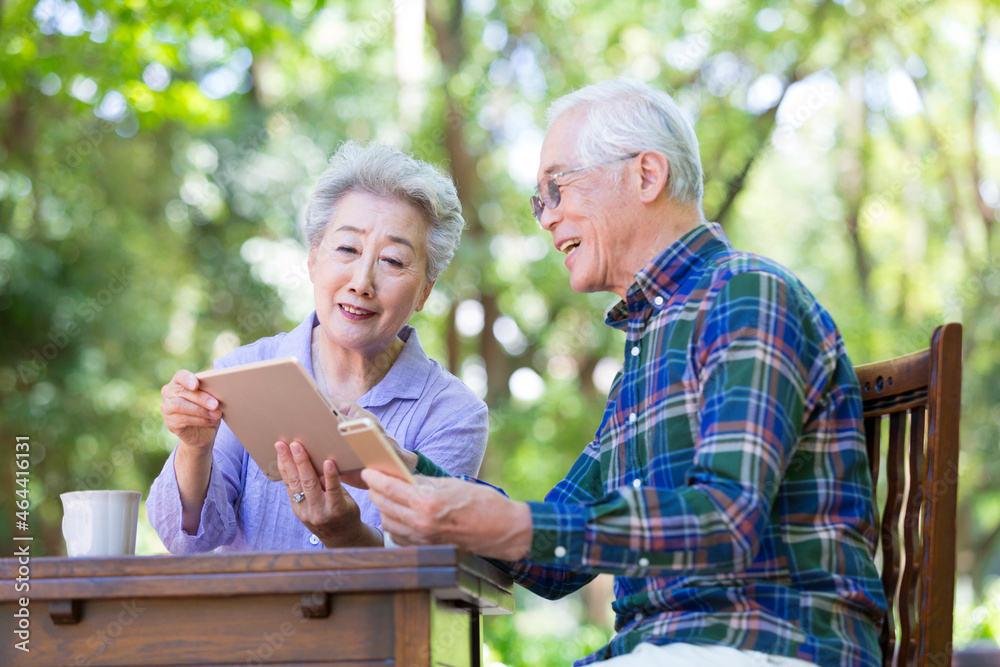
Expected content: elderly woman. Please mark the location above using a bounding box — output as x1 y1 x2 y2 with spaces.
147 141 488 552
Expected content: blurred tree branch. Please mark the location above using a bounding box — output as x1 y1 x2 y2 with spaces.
969 24 995 239
840 67 873 306
427 0 508 402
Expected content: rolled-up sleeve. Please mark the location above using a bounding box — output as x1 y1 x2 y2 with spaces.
146 353 250 553
146 418 246 553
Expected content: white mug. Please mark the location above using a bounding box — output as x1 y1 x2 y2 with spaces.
60 490 142 557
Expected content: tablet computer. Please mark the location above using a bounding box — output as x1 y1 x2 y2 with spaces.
196 358 415 484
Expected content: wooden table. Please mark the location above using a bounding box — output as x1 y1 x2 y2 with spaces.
0 546 514 666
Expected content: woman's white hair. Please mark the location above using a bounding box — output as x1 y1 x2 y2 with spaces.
303 141 465 282
546 79 704 209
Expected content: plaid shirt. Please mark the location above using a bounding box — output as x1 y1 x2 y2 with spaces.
417 222 885 666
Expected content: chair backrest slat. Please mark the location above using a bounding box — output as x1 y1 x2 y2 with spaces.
882 411 905 662
900 406 926 664
919 324 963 666
866 418 882 510
854 323 962 667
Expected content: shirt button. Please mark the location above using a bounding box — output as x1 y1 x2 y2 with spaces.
653 296 664 306
638 557 650 567
629 412 637 424
554 546 567 558
630 346 640 357
632 478 642 488
309 534 320 546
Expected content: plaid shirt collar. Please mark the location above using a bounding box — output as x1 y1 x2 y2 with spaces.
606 222 733 330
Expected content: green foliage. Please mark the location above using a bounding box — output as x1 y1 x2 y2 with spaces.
2 0 1000 663
484 588 613 667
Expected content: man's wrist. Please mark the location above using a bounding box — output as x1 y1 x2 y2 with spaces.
398 448 419 473
413 451 450 477
507 501 534 561
521 500 588 564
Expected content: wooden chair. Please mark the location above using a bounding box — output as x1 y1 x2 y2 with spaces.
855 323 963 667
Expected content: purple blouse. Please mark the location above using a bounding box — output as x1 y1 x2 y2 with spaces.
147 312 488 552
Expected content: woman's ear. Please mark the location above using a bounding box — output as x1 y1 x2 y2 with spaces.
307 246 318 284
415 279 436 312
637 152 670 204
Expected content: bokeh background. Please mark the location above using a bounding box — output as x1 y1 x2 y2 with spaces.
2 0 999 663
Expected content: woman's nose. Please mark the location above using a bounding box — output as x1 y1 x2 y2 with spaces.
347 260 376 295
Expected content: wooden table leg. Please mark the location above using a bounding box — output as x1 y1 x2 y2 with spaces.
395 591 431 667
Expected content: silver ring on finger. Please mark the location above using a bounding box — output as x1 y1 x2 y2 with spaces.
292 491 306 503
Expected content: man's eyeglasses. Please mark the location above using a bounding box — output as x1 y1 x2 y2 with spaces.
530 153 639 224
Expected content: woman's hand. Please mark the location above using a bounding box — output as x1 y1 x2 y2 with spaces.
161 369 223 534
160 370 222 451
333 402 419 488
275 440 383 548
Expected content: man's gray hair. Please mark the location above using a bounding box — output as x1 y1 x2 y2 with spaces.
304 141 465 282
546 79 704 209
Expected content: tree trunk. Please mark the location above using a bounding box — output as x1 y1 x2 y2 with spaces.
427 0 509 404
840 73 872 305
969 28 995 239
446 299 460 376
481 294 507 404
1 93 30 157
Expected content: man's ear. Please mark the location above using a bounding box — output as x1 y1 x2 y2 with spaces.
637 152 670 204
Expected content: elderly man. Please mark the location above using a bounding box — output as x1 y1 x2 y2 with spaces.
362 79 886 667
